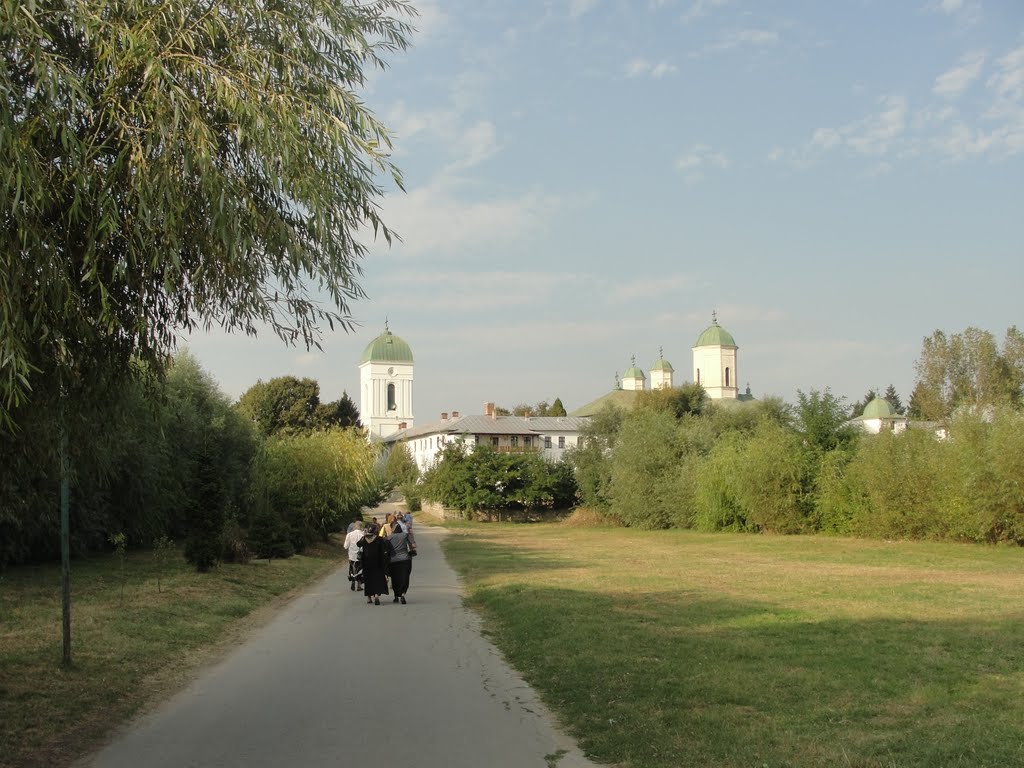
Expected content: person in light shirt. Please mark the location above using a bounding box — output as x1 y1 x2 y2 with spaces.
342 521 364 592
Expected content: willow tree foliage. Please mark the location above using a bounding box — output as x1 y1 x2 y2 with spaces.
0 0 413 420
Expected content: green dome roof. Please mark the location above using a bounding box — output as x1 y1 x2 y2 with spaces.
623 366 646 380
694 315 736 347
862 397 896 419
623 355 645 380
650 358 674 372
360 328 413 364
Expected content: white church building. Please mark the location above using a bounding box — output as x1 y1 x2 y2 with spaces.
359 322 415 439
359 313 754 470
571 313 753 416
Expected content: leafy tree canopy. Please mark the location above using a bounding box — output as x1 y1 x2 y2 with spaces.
236 376 358 436
636 382 707 419
912 327 1024 420
501 398 570 417
0 0 413 422
795 388 856 454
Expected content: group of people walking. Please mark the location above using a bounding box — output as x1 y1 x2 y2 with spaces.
342 512 417 606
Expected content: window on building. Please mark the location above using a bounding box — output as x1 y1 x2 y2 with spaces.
725 367 731 387
474 435 480 445
544 436 552 449
558 436 565 449
510 436 518 447
491 436 499 447
524 436 531 447
696 368 701 384
387 383 396 411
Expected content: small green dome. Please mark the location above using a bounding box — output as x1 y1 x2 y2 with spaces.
623 365 646 380
694 314 736 347
360 328 414 364
651 358 674 372
862 397 896 419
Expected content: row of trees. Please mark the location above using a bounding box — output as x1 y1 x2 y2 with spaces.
572 394 1023 544
0 355 385 569
493 398 568 417
567 327 1024 544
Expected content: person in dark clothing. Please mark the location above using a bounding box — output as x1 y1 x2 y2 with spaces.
388 522 416 604
357 523 391 605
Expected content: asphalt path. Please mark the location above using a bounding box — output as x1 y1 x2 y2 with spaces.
81 506 598 768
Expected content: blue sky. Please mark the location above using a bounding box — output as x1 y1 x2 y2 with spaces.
186 0 1023 421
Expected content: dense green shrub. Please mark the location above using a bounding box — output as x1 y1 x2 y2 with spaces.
943 410 1024 543
247 507 296 560
421 443 578 512
606 409 691 529
691 431 747 532
0 351 256 568
220 517 251 564
248 428 378 549
568 405 623 510
383 442 419 491
728 420 811 533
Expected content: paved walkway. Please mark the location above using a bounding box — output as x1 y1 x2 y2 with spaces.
81 505 598 768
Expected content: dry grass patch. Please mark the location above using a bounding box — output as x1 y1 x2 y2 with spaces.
443 522 1024 768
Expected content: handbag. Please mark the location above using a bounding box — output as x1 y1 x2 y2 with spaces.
408 545 418 557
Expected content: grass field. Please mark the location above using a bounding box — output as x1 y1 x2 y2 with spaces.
441 521 1024 768
0 541 345 768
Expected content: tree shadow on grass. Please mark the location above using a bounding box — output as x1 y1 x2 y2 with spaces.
441 536 574 579
460 578 1024 768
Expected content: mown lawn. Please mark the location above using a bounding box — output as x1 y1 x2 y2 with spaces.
442 523 1024 768
0 541 344 768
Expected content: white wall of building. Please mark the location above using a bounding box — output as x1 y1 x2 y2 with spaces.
359 361 414 438
692 345 738 399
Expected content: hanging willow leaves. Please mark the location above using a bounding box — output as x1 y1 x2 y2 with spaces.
0 0 413 421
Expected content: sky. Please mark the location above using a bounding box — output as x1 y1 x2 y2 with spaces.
185 0 1024 422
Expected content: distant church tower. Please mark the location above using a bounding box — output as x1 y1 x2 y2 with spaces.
692 311 738 400
359 322 414 438
621 355 646 391
649 347 674 390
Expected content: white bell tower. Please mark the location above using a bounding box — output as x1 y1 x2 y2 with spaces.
692 311 739 400
359 321 415 438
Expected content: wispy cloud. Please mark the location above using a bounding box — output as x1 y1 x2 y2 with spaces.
810 127 842 150
779 41 1024 170
384 270 585 312
408 0 449 41
376 180 563 258
612 274 697 302
680 0 730 24
569 0 598 20
987 45 1024 104
776 94 907 167
933 52 986 98
845 95 908 156
926 0 982 25
443 120 500 173
625 58 678 78
676 143 729 182
932 45 1024 160
693 27 780 57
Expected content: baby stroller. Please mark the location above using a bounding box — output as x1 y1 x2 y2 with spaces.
348 557 363 592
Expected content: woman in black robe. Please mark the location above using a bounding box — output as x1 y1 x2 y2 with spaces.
357 523 390 605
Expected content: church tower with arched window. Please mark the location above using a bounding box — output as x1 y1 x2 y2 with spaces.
359 322 414 438
692 311 739 400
